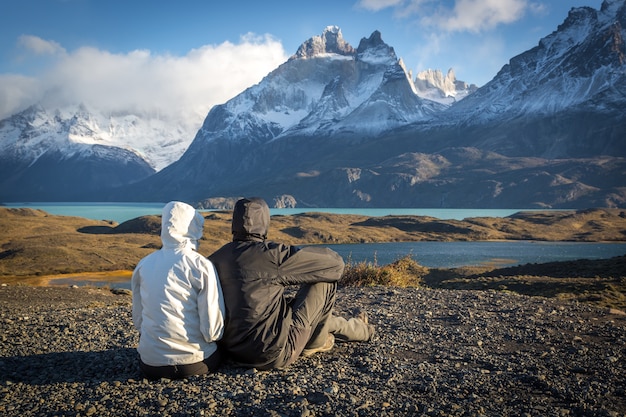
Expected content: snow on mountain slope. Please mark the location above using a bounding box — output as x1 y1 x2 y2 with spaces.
0 103 194 171
0 25 466 182
450 0 626 122
413 69 478 105
194 27 444 145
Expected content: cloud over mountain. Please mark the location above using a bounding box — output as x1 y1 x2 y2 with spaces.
356 0 542 33
0 34 288 128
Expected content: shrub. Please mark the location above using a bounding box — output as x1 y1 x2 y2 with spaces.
340 254 428 287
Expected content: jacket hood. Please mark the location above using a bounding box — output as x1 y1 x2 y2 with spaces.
161 201 204 250
232 197 270 241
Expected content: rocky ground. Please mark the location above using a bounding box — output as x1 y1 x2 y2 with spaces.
1 207 625 415
1 284 625 417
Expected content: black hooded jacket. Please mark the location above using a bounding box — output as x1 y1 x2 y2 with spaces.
209 197 344 368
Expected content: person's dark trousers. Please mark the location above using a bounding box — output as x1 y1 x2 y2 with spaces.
268 281 372 369
139 350 221 380
267 281 336 369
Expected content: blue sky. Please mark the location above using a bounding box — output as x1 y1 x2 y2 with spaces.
0 0 603 123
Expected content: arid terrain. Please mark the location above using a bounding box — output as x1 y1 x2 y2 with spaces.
1 207 625 416
1 207 625 276
1 206 625 310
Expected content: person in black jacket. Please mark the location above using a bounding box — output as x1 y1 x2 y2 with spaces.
209 197 374 370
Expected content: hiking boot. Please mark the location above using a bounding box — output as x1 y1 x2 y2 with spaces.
302 333 335 357
354 308 375 341
354 308 368 324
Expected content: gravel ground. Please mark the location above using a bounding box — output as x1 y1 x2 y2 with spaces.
1 284 625 417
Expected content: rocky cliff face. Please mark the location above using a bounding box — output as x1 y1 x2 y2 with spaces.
413 69 478 104
291 25 355 59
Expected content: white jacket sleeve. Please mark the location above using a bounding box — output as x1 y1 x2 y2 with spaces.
197 260 225 343
131 262 144 332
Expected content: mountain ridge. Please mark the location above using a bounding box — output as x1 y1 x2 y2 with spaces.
0 0 624 207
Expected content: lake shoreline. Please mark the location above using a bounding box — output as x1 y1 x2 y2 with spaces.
3 253 625 311
0 270 133 287
1 206 625 309
1 202 560 224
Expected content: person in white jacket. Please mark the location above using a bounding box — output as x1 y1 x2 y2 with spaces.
132 201 225 379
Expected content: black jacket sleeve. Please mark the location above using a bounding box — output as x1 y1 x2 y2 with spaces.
273 244 345 286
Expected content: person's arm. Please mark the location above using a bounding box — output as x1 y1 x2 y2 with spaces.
274 244 345 286
197 260 225 343
131 264 143 332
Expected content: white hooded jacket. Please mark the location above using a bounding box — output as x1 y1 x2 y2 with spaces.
132 201 225 367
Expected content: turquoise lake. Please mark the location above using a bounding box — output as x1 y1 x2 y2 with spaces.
4 202 551 224
4 203 625 279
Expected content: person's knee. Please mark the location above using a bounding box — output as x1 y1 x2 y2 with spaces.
309 281 337 300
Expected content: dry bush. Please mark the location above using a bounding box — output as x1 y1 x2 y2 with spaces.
340 255 428 287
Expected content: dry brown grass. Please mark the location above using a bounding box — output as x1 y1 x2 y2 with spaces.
1 207 625 310
341 255 429 287
340 253 626 310
2 207 625 278
420 258 626 310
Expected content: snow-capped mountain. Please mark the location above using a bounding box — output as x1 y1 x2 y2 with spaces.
116 5 626 209
0 106 147 201
1 0 625 208
413 69 478 105
0 103 194 201
0 103 191 172
195 26 444 145
439 0 626 159
451 0 626 121
122 27 448 201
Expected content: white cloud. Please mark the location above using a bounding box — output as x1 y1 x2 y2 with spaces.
0 74 41 119
358 0 535 33
528 2 548 17
17 35 66 56
0 34 288 124
432 0 528 33
356 0 404 12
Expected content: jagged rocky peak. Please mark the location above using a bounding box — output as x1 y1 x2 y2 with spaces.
417 68 477 90
600 0 625 19
291 26 355 59
558 0 623 29
545 0 624 50
415 69 456 91
413 68 478 104
356 30 397 65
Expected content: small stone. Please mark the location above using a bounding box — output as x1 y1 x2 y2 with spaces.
324 383 339 395
111 288 132 296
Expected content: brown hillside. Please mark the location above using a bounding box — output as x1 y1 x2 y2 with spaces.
0 207 625 278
